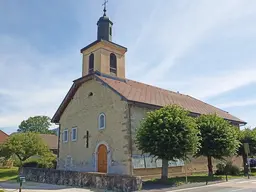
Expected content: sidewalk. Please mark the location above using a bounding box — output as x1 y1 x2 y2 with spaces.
0 181 109 192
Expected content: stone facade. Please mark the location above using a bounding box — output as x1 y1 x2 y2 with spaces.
58 78 132 175
21 168 142 192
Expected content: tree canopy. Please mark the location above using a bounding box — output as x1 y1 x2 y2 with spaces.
238 128 256 174
0 132 55 167
196 114 240 175
17 116 55 134
238 128 256 156
136 105 201 180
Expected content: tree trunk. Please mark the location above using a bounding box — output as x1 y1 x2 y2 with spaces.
161 159 168 182
207 156 213 176
242 153 248 176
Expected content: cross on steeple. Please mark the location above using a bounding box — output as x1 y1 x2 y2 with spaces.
102 0 108 16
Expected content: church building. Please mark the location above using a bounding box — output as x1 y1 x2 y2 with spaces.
52 5 246 176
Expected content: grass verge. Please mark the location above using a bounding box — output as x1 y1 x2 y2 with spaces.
144 173 246 187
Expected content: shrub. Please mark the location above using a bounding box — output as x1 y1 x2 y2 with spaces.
215 162 225 175
228 164 240 176
22 156 56 169
251 167 256 173
215 161 240 176
0 157 13 168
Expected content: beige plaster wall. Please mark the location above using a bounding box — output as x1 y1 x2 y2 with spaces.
58 78 131 175
134 156 243 180
130 105 152 155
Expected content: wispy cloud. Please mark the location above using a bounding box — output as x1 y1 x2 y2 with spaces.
1 0 256 133
118 0 256 102
0 35 78 131
176 67 256 99
130 0 253 81
217 99 256 109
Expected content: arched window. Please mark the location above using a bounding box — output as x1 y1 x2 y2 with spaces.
88 53 94 73
110 53 117 75
98 113 106 130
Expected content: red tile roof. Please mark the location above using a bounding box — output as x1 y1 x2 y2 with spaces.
39 134 58 150
52 73 246 124
96 75 245 124
0 130 9 144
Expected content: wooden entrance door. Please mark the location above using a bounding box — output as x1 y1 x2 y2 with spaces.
97 144 107 173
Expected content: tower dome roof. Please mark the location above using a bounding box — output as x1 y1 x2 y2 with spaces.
97 15 113 25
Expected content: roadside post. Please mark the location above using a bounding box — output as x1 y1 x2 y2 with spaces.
184 154 192 184
17 175 26 192
184 157 188 184
244 143 250 179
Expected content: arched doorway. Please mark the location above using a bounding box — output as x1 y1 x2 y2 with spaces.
97 144 107 173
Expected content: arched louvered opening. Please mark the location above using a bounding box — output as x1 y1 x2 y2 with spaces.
110 53 117 75
88 53 94 73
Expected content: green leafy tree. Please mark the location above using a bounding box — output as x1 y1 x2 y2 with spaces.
238 128 256 175
18 116 55 134
136 105 201 181
0 132 55 169
196 114 240 176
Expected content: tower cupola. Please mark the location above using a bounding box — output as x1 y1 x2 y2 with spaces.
97 0 113 41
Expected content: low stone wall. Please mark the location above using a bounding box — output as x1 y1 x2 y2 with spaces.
21 168 142 192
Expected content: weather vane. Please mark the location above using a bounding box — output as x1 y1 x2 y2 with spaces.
102 0 108 16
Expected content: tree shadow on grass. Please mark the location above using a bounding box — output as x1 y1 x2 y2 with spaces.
142 175 224 191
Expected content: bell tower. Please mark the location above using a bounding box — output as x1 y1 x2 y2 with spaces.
80 1 127 79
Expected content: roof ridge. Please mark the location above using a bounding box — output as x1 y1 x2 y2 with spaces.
186 95 230 114
0 130 9 137
124 78 187 97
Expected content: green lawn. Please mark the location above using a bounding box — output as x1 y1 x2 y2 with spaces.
144 173 248 186
0 167 18 182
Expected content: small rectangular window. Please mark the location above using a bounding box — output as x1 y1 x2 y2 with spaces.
71 127 77 141
110 27 112 36
63 130 68 143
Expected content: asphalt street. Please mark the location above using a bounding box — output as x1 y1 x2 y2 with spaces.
167 178 256 192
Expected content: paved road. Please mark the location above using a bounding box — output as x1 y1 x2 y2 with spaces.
166 178 256 192
0 181 106 192
2 178 256 192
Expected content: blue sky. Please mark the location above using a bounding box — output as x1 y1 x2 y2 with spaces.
1 0 256 134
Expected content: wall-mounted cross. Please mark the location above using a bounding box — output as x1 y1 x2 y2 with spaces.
83 131 91 148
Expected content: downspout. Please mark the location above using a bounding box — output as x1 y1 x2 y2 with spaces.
128 103 133 175
57 123 61 169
